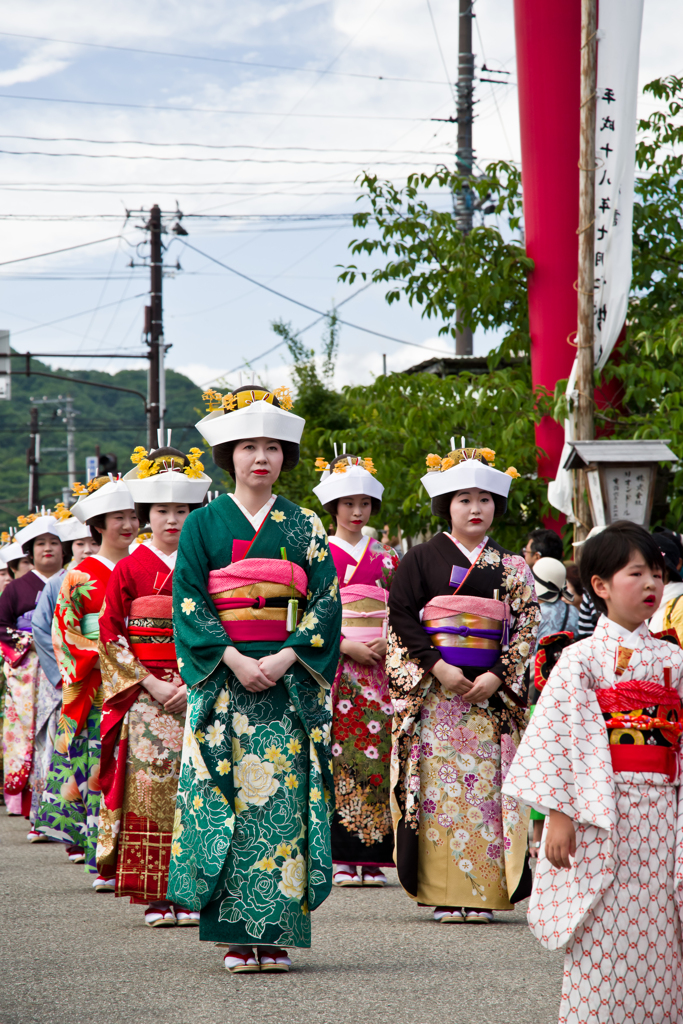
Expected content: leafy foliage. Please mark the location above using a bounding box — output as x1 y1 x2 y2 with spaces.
338 162 533 363
317 369 553 553
631 75 683 332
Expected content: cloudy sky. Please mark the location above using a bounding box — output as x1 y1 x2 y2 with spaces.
0 0 679 394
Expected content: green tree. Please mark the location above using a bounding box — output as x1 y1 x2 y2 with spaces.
338 162 532 363
317 369 552 552
0 355 218 531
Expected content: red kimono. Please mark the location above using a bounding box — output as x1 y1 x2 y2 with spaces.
97 542 184 903
0 571 48 812
328 536 399 867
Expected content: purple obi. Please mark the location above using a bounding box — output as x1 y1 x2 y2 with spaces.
16 610 34 632
422 595 510 670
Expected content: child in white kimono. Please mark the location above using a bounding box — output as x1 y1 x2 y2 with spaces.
503 520 683 1024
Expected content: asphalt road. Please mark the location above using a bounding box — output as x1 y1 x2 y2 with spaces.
0 812 564 1024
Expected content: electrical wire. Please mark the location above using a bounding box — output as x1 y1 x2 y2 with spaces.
424 0 457 105
180 239 448 356
200 281 375 386
12 292 147 335
0 30 455 86
0 134 455 155
0 234 122 269
0 91 434 121
0 147 454 166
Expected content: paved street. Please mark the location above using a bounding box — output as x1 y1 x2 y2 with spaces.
0 813 563 1024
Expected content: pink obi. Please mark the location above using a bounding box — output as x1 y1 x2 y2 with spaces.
422 594 510 670
208 558 308 643
341 584 388 643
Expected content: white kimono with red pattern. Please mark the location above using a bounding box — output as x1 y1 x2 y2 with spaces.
503 616 683 1024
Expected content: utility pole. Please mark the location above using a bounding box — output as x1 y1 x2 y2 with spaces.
27 406 40 511
455 0 474 356
147 203 164 450
65 396 76 491
574 0 597 541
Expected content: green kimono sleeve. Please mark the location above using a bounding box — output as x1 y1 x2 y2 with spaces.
173 510 233 687
279 509 342 690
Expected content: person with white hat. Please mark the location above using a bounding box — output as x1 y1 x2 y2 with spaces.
386 439 539 925
95 438 210 928
166 384 341 974
531 558 580 653
29 507 100 837
34 476 138 890
0 511 63 816
312 447 398 888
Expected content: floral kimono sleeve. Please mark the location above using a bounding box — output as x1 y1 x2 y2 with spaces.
53 567 103 740
173 511 235 688
277 508 341 689
496 554 540 710
98 561 148 703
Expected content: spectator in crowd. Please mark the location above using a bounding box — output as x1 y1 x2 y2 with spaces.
650 532 683 637
572 526 606 637
531 558 580 653
564 561 583 610
522 528 563 567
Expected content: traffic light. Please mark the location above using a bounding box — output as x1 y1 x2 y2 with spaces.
98 453 118 476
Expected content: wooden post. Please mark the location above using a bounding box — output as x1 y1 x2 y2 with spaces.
574 0 597 542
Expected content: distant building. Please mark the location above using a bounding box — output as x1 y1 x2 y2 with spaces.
403 354 525 377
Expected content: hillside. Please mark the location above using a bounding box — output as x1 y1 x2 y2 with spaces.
0 353 224 531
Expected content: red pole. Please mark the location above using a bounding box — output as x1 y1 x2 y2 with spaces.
513 0 581 522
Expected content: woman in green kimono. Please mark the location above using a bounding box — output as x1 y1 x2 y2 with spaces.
167 385 341 974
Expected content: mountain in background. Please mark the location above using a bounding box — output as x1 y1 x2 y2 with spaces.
0 353 224 531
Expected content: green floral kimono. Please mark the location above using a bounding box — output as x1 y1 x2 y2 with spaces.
167 494 341 947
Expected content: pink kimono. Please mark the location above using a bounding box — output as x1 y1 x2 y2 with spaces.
328 536 399 867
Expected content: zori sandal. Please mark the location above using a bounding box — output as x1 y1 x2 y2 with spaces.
175 908 200 926
224 950 259 973
332 865 362 887
433 907 465 924
258 949 291 973
145 905 177 928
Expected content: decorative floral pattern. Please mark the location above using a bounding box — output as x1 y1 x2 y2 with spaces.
386 535 537 908
167 494 341 946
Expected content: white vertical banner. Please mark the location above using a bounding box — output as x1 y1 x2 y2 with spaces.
593 0 644 369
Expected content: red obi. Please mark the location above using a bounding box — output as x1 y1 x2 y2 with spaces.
128 595 176 669
208 558 308 644
595 677 682 781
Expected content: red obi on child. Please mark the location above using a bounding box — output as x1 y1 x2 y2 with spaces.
208 557 308 643
595 673 682 781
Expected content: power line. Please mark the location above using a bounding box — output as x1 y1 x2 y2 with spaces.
0 30 454 86
180 239 449 356
0 147 452 166
12 292 147 335
425 0 457 105
0 134 455 155
0 234 122 269
0 91 433 122
201 282 375 386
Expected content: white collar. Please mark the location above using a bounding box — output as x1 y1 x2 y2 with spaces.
328 534 370 562
601 615 650 649
143 539 177 570
228 492 277 531
92 554 116 571
31 569 49 584
446 533 489 565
